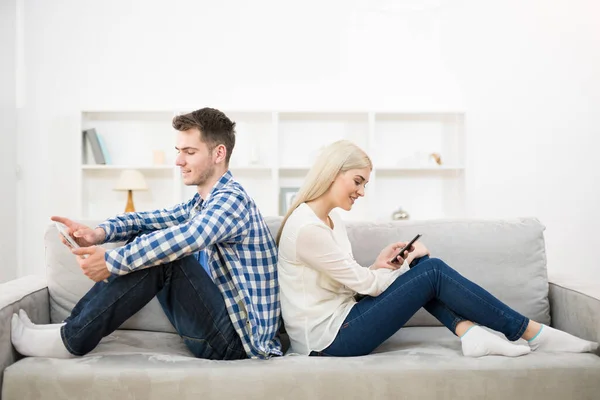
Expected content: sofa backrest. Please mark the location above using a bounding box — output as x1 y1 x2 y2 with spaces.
45 216 550 332
339 217 551 326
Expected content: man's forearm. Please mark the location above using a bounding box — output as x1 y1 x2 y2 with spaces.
99 204 189 243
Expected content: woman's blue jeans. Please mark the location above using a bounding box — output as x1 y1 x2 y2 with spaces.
312 256 530 357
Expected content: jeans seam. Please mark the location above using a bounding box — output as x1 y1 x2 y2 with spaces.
181 335 215 348
508 316 530 341
177 261 231 349
450 318 460 333
60 325 83 356
436 268 526 335
438 271 511 321
226 339 244 354
437 302 464 333
223 332 246 359
226 341 247 359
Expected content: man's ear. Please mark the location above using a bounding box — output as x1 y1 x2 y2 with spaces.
213 144 227 164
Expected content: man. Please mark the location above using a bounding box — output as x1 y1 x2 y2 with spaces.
11 107 282 360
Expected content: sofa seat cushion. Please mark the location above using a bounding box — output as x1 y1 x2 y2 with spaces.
4 327 600 400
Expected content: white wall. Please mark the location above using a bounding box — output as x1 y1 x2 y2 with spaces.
0 0 18 283
15 0 600 283
442 0 600 282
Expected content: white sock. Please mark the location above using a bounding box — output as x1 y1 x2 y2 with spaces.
19 310 65 330
528 324 599 353
11 314 75 358
460 325 531 357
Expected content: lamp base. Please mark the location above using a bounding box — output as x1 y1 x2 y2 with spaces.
125 190 136 213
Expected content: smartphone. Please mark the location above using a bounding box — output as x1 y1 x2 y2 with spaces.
390 234 422 264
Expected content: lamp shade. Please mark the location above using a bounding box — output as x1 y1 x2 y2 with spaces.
113 169 148 191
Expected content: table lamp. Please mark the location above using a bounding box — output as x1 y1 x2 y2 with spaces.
114 169 148 213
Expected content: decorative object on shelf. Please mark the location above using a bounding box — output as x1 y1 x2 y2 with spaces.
279 187 300 215
153 150 166 165
429 152 442 166
82 128 111 164
113 169 148 213
397 151 440 168
392 207 410 220
249 144 260 165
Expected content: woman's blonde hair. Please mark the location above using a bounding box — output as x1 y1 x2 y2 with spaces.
276 140 372 244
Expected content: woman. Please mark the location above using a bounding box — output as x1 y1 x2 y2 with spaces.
276 140 598 357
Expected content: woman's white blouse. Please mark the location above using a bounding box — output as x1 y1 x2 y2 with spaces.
277 203 407 355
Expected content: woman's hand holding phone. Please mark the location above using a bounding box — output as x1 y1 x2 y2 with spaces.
371 242 411 270
389 234 421 264
404 241 430 264
372 235 430 271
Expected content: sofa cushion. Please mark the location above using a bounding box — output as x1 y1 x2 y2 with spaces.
44 216 550 332
4 327 599 400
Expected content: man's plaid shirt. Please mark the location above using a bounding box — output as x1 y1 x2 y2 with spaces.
97 171 282 359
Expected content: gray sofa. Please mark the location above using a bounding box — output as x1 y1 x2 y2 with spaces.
2 217 600 399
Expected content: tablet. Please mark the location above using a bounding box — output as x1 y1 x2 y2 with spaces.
55 222 80 249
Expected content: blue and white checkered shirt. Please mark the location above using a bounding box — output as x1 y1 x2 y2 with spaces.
97 171 282 359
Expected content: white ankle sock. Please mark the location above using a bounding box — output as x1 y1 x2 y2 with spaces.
460 325 531 357
11 313 75 358
528 324 599 353
19 310 65 330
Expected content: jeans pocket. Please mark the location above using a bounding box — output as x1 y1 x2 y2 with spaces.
223 343 247 360
182 336 219 359
309 350 334 357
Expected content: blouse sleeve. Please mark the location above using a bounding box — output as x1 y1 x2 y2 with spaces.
295 223 400 296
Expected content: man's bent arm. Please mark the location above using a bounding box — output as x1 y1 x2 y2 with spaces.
104 191 250 275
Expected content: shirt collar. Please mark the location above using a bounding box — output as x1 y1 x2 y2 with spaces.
196 170 234 204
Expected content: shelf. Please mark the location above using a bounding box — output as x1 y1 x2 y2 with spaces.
375 166 465 172
279 166 310 172
278 111 368 121
82 165 175 171
374 112 465 122
229 165 272 174
78 109 466 221
82 111 175 121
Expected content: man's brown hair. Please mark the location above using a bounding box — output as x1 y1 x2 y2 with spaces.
172 108 236 164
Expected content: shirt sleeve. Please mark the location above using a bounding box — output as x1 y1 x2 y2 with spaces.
97 200 193 243
295 223 401 296
104 190 250 275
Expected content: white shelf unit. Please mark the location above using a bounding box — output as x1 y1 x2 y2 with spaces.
78 110 465 222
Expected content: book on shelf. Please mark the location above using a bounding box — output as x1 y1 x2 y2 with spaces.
83 128 111 164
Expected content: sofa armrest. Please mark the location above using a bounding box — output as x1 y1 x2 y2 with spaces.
549 281 600 356
0 275 49 395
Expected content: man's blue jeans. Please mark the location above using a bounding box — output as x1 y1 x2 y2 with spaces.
60 255 246 360
312 256 530 357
